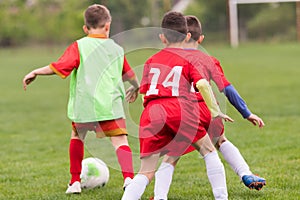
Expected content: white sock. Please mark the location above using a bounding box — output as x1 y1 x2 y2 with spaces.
154 162 174 200
121 174 149 200
219 141 252 178
204 151 228 200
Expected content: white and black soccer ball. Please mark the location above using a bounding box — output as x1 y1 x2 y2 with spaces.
80 157 109 189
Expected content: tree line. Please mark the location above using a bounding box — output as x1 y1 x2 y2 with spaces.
0 0 298 47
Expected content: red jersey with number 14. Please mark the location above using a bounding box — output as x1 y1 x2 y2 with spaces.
139 48 208 157
140 48 202 106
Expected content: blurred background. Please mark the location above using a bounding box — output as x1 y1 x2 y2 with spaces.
1 1 300 199
1 0 300 48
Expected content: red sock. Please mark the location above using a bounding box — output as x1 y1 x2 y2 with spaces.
69 139 84 184
116 145 134 180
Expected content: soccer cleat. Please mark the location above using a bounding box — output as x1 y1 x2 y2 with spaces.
242 174 266 190
66 181 81 194
149 197 165 200
123 177 132 190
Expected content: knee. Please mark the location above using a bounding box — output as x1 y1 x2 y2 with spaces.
71 130 84 141
162 156 179 167
139 171 154 182
111 135 129 150
216 137 227 149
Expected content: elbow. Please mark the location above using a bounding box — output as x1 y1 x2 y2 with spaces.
196 79 210 91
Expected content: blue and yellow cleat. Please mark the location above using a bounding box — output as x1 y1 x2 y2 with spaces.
242 174 266 191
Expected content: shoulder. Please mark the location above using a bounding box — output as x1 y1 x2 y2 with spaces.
76 36 89 43
107 39 124 55
145 49 165 62
209 56 221 65
63 41 79 52
106 38 123 47
108 38 121 46
183 49 207 59
184 50 213 67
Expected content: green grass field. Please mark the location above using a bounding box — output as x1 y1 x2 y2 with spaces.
1 43 300 200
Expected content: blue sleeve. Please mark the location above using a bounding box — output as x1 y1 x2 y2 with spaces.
223 85 251 118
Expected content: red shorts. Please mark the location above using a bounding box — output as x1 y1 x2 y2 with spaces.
208 117 224 139
169 101 224 156
139 98 206 158
72 118 127 138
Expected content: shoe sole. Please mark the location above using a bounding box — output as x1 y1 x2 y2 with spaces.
248 181 266 191
66 191 81 194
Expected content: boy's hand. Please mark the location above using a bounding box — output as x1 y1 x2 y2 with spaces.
22 65 55 91
215 112 234 123
247 113 265 128
125 86 139 103
23 72 36 91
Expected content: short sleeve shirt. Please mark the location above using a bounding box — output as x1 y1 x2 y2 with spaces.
140 48 203 106
184 50 231 101
50 35 135 81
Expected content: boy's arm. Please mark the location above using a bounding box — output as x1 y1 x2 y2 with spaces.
223 85 251 118
23 42 79 91
212 57 251 118
126 75 140 90
212 56 264 128
196 79 233 122
223 85 264 128
125 76 140 103
123 56 140 103
23 65 55 91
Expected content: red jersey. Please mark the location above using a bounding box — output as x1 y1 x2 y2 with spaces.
140 48 203 106
210 56 231 89
185 49 231 101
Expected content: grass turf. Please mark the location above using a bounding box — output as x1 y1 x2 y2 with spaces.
0 43 300 199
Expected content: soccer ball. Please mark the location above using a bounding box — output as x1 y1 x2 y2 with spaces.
80 157 109 189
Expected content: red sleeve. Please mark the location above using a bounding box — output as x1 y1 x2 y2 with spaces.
139 59 150 94
50 42 80 78
210 56 231 90
122 56 136 81
185 55 204 89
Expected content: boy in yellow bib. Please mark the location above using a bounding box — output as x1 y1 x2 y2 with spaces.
23 4 139 194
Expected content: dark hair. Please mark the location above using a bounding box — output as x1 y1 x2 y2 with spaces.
84 4 111 29
161 11 188 43
185 15 202 43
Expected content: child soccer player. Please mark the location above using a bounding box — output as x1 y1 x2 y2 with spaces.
121 11 233 200
22 4 139 194
152 15 266 200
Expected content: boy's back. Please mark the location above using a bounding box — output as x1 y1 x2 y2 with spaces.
23 5 139 193
69 37 126 122
140 48 201 106
139 47 208 158
122 11 231 200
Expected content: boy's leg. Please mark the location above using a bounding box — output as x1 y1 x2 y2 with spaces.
154 156 179 200
193 134 228 200
66 129 87 194
69 129 87 184
122 153 160 200
218 135 251 178
218 135 266 190
69 137 84 184
110 135 134 187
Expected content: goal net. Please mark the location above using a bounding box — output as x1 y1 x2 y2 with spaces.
228 0 300 47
